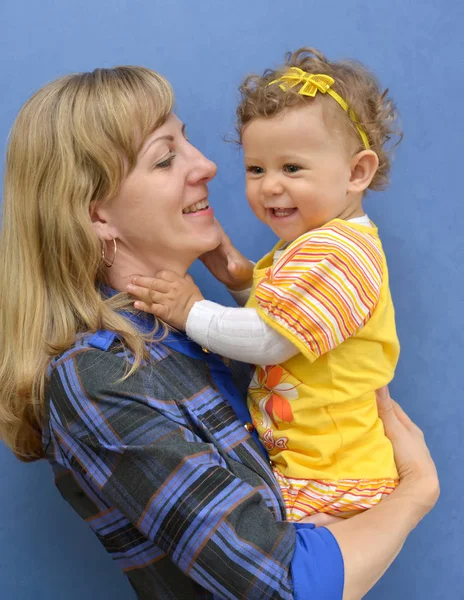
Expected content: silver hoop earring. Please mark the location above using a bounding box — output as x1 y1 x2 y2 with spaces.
102 236 117 268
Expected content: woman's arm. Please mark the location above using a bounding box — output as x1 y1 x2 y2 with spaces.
325 388 439 600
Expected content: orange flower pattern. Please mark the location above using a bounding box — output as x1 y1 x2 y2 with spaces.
248 365 299 451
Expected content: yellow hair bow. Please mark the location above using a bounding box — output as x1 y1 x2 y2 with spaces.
269 67 370 150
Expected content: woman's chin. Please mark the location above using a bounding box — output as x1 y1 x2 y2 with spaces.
197 219 222 253
178 218 221 259
200 230 222 254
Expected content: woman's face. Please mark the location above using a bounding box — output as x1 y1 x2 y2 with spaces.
94 113 220 276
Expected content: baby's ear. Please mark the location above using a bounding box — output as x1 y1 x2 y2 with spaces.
348 150 379 193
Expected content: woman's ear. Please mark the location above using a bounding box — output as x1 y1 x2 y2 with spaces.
89 200 118 241
348 150 379 194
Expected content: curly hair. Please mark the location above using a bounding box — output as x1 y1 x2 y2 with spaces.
236 47 402 191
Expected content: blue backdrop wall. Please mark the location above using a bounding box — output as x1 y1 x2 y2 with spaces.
1 1 462 598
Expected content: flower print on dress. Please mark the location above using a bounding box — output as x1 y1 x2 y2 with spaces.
249 365 298 430
262 428 289 451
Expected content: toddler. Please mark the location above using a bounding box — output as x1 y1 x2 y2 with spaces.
129 47 402 521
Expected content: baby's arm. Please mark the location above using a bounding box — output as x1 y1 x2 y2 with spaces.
228 285 253 307
187 300 298 363
128 224 383 365
198 218 255 292
126 274 299 364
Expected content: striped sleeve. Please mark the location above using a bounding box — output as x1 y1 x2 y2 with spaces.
254 223 383 361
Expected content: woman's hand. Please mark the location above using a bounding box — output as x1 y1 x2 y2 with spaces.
303 388 438 531
199 219 254 291
321 388 439 600
376 386 439 519
300 514 344 527
127 272 203 331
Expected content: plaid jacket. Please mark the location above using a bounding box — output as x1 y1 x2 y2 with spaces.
43 312 343 600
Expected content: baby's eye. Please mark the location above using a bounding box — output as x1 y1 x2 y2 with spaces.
246 165 265 175
283 164 301 174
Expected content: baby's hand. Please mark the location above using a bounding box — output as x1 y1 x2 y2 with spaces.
127 272 204 331
199 219 254 291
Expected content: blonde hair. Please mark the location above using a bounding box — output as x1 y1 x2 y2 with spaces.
237 47 402 190
0 66 174 461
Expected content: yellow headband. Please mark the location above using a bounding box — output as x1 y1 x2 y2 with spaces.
268 67 370 150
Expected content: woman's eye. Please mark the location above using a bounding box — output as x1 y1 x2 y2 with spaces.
246 166 264 175
155 153 176 169
284 164 301 173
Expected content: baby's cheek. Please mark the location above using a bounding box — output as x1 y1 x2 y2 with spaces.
247 192 264 217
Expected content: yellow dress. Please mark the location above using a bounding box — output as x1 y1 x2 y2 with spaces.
246 219 399 520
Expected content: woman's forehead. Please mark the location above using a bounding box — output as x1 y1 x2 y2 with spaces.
139 113 183 153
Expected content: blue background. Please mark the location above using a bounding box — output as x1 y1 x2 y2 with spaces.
1 1 462 598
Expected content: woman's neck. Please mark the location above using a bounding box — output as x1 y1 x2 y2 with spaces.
105 247 191 293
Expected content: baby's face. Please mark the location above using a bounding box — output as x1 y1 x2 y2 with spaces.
242 102 362 241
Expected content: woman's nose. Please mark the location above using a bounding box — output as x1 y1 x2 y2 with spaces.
187 146 217 184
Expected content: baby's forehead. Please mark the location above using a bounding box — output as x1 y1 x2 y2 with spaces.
242 101 347 150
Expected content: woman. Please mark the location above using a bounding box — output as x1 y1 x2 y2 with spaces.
0 66 438 600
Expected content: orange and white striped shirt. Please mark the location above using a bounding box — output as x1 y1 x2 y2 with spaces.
246 219 400 481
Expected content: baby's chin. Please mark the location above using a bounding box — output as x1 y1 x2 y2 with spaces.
270 217 337 241
268 223 307 243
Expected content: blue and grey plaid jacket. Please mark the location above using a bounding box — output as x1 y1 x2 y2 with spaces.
42 312 343 599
